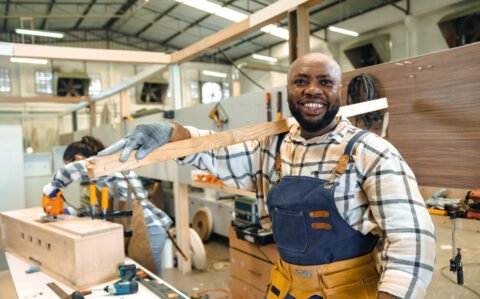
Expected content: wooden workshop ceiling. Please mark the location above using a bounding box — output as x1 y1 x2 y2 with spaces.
0 0 404 63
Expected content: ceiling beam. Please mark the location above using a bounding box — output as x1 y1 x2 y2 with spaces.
2 0 9 31
73 0 96 30
231 0 401 61
102 0 138 30
171 0 323 63
135 3 179 37
159 0 236 45
40 0 56 30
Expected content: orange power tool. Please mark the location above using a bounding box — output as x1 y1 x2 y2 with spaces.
42 191 65 221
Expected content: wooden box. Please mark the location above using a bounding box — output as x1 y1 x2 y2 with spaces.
0 207 125 289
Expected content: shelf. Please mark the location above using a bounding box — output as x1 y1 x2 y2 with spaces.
190 182 255 198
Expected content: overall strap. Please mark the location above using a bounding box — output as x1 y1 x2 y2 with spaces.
274 133 287 181
332 130 368 180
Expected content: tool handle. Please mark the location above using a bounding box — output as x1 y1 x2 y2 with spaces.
266 92 272 122
276 91 282 120
89 184 97 206
101 187 108 209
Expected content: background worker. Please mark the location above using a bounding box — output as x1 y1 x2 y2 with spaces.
99 53 435 299
43 136 172 278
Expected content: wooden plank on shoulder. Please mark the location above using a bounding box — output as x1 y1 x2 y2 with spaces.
87 98 388 178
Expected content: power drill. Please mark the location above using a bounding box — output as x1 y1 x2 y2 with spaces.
104 264 139 295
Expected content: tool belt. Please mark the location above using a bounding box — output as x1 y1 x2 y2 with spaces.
267 252 379 299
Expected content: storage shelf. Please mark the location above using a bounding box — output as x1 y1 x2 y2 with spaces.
190 181 255 198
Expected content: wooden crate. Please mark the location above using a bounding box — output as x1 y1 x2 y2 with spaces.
0 207 125 289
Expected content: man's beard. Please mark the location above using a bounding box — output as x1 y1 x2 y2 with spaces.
288 98 340 132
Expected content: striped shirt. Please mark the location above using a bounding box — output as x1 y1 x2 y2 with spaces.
43 160 172 230
179 116 435 299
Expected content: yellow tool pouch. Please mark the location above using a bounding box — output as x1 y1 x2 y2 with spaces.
267 259 291 299
267 252 379 299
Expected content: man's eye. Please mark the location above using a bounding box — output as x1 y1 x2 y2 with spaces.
294 79 307 85
321 79 333 86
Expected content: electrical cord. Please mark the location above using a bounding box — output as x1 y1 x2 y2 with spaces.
218 48 265 90
346 73 382 129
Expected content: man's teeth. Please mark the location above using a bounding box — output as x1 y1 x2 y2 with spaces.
303 103 324 108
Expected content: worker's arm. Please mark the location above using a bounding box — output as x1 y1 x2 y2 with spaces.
358 135 435 299
43 160 93 196
97 122 190 162
99 122 263 191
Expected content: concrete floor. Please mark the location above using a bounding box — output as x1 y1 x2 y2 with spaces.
1 219 479 299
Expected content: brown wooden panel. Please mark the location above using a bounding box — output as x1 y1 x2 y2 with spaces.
341 43 480 189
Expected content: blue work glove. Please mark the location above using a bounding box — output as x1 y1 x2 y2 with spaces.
97 122 173 162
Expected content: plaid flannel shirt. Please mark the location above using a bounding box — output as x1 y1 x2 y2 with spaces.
43 160 172 230
179 116 435 299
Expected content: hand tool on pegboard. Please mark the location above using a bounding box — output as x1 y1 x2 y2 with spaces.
209 103 228 128
266 91 272 121
276 91 282 120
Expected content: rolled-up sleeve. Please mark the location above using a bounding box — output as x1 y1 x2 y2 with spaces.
359 136 435 299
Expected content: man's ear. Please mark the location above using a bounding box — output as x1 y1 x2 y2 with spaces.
74 154 85 161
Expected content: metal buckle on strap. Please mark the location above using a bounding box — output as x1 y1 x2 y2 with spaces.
325 154 350 189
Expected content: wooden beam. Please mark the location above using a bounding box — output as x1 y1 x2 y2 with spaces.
2 43 171 64
173 182 191 273
87 98 388 178
297 6 310 57
89 101 96 128
0 96 87 103
171 0 323 63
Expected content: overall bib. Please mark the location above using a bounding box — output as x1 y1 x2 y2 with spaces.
266 131 379 299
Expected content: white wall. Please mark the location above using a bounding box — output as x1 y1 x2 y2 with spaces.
0 125 25 211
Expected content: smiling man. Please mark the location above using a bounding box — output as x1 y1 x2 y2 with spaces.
99 53 435 299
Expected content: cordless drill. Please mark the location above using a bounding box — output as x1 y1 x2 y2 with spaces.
104 264 139 295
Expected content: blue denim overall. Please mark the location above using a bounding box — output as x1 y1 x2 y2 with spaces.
266 130 378 266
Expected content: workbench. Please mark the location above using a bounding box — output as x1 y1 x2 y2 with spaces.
5 251 190 299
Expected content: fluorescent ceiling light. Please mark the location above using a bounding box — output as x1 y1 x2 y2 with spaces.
328 26 359 37
252 54 278 63
176 0 246 22
202 70 227 78
261 25 289 40
10 57 49 65
176 0 288 39
15 28 64 38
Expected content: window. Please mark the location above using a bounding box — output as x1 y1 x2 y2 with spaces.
35 71 53 94
88 74 102 96
191 80 199 100
222 81 230 100
0 68 12 93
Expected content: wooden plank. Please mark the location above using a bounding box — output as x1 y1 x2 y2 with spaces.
87 98 388 178
173 182 191 273
0 96 87 103
297 6 310 57
171 20 251 63
191 182 256 198
6 42 171 64
89 101 96 128
171 0 322 63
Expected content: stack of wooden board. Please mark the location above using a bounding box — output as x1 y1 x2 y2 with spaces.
0 207 124 289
